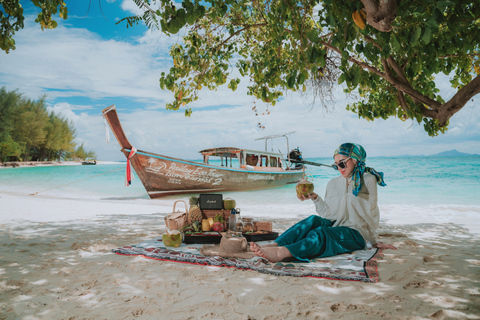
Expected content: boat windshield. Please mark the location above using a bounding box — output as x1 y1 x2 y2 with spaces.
199 147 283 169
255 131 295 168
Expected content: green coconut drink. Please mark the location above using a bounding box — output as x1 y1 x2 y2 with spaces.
295 178 314 197
162 230 182 247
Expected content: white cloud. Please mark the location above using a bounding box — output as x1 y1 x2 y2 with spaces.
120 0 147 15
120 0 164 16
1 16 170 104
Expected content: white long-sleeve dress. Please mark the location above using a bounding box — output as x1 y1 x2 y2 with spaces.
312 172 380 246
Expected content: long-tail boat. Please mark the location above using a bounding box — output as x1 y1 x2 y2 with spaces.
102 105 304 198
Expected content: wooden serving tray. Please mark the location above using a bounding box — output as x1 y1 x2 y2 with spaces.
183 231 222 244
242 231 279 242
183 231 279 244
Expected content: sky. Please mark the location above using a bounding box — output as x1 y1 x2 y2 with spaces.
1 1 479 161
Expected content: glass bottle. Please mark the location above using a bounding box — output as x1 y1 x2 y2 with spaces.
228 208 237 231
235 208 244 232
243 217 254 232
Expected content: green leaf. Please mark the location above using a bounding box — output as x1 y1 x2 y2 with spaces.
228 79 238 91
391 34 401 51
355 43 364 53
287 72 296 89
433 8 443 24
437 0 455 11
426 17 439 33
309 47 318 63
411 26 422 45
185 11 197 25
306 29 318 42
421 26 432 44
297 70 306 85
319 51 326 67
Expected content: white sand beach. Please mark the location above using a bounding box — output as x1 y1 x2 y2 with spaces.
1 192 479 320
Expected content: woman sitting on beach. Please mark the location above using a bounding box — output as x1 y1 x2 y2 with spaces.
251 142 397 263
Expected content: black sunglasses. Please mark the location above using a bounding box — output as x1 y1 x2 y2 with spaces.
332 158 351 171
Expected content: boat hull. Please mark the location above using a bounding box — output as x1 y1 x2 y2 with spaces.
102 104 303 199
126 149 303 198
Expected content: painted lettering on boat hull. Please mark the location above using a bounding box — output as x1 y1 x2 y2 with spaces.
145 158 224 185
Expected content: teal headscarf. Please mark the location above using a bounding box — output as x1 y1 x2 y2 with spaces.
334 143 386 196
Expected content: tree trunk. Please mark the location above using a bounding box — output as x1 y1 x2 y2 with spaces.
361 0 398 32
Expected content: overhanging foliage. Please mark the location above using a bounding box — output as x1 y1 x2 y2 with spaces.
2 0 479 136
129 0 480 136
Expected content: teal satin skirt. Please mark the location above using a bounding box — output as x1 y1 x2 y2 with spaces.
275 215 366 262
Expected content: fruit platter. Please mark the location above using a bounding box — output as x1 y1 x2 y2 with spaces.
183 231 223 244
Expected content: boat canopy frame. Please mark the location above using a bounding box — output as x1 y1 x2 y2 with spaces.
255 132 295 168
199 147 284 169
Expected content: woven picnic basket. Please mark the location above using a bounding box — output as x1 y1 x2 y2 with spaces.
164 200 188 231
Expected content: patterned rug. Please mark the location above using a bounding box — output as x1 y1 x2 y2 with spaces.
113 237 383 282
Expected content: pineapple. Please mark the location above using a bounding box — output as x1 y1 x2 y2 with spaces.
188 196 202 223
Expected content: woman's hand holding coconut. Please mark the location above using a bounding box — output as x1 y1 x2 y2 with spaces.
297 192 319 201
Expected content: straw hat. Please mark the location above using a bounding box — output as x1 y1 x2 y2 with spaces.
200 235 256 259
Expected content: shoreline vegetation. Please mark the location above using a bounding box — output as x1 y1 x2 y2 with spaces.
0 87 96 164
1 160 83 168
0 160 115 168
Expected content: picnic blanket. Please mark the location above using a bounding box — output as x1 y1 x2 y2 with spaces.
113 237 383 282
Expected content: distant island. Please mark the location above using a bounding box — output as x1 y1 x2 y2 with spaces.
393 149 480 158
428 149 480 157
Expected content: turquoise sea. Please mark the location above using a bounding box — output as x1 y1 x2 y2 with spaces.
1 156 479 207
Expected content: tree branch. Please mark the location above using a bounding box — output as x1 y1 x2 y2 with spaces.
383 57 415 118
386 56 422 105
391 79 441 109
381 57 393 80
319 32 334 40
322 40 441 110
321 42 385 78
215 23 267 49
437 74 480 126
395 89 409 117
438 53 480 59
363 34 383 51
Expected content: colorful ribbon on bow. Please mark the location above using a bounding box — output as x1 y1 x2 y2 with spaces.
125 147 137 186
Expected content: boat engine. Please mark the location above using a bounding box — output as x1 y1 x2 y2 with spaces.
289 147 304 169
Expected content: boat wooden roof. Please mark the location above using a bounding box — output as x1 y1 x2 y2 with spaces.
199 147 283 157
